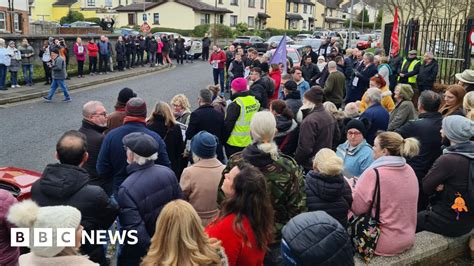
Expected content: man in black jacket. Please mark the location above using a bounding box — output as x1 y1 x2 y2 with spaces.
32 130 118 266
249 67 272 108
79 101 108 187
396 90 443 211
300 45 318 65
301 56 321 86
186 89 225 162
417 52 439 92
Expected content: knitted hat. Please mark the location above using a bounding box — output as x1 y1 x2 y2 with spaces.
303 87 324 104
191 131 218 159
126 97 147 118
123 132 159 157
231 77 248 93
345 118 367 138
7 200 81 258
118 87 137 104
284 80 298 91
442 115 474 143
397 84 414 101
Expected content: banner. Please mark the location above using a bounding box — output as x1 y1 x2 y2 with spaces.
390 7 400 57
269 35 287 71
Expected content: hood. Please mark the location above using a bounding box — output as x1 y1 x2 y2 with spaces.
39 164 89 199
243 143 274 168
306 171 345 201
444 141 474 159
276 115 293 132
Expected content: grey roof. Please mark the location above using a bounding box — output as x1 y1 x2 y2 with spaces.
317 0 341 9
286 13 304 20
52 0 77 6
288 0 315 6
116 0 231 13
325 17 344 23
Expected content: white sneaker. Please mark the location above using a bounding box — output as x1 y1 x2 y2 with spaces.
11 85 15 88
15 85 21 88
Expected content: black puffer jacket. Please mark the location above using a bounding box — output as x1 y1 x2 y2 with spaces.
31 164 118 265
78 119 106 187
305 171 352 227
282 211 354 266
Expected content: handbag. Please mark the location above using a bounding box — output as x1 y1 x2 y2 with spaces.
347 168 381 263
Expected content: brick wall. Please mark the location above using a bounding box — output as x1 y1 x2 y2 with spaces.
0 7 29 34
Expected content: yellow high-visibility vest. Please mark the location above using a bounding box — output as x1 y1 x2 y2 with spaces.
226 95 260 147
398 58 420 84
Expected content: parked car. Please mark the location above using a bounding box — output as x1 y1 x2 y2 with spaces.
269 47 302 68
0 167 41 201
232 36 268 53
295 38 322 51
426 39 456 56
294 34 314 41
356 34 378 50
337 30 360 48
116 28 140 36
64 21 101 28
265 35 295 46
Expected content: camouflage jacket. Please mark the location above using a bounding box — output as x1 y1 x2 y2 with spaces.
217 145 307 240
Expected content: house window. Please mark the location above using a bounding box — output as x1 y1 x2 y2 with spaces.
220 14 224 24
153 13 160 24
303 4 307 13
230 15 237 26
0 12 5 31
260 0 264 9
248 16 255 27
201 14 211 24
248 0 255 8
291 20 297 29
293 3 298 13
105 0 112 7
13 13 20 31
310 6 313 14
87 0 95 7
230 0 238 5
303 20 306 28
286 2 290 12
128 13 136 25
218 0 223 3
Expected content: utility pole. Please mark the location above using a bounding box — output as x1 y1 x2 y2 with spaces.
323 0 327 29
361 0 364 32
348 0 354 49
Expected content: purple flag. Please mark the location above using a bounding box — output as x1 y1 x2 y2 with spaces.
269 35 287 71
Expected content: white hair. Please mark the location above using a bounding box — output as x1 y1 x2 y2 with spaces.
327 61 337 69
82 100 104 117
250 111 279 161
366 88 382 103
127 149 158 166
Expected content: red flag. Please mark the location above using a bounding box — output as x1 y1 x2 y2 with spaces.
390 7 400 57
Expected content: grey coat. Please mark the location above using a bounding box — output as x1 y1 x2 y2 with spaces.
52 55 67 80
7 49 21 72
388 100 417 131
18 45 35 65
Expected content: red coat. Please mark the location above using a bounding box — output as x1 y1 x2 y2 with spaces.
206 214 265 266
87 42 99 57
269 69 282 101
209 50 227 69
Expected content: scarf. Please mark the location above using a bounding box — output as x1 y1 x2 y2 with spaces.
123 116 146 124
368 156 406 169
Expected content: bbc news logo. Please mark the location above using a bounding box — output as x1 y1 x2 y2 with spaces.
11 228 138 247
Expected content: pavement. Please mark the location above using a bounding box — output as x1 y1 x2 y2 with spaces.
0 64 173 105
0 60 211 171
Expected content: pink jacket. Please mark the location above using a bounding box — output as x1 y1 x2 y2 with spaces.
157 41 163 53
0 190 19 266
351 157 419 256
73 43 87 61
19 253 98 265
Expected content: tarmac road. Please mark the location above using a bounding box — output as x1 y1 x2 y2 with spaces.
0 61 214 172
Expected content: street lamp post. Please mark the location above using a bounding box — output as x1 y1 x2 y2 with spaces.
347 0 354 49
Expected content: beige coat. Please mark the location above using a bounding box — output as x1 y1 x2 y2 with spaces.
180 158 225 226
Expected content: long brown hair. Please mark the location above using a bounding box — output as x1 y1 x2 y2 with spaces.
271 100 293 120
439 85 466 116
214 163 274 250
146 101 176 128
141 200 223 266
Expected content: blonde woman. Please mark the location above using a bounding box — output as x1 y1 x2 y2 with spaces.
141 200 227 266
305 148 352 227
463 91 474 121
352 131 420 256
147 101 185 178
171 94 192 125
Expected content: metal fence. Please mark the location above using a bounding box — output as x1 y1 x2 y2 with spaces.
384 18 473 84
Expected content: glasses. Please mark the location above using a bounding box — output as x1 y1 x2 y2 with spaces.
347 131 362 136
92 112 107 117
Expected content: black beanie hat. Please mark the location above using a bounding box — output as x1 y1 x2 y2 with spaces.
125 97 147 118
345 119 367 138
304 86 324 104
118 88 137 104
284 80 298 91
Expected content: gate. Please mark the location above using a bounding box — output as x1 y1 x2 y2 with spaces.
384 18 473 84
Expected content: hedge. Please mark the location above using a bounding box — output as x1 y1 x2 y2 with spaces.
343 20 381 30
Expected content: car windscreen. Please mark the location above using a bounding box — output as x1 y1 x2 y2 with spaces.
235 37 251 42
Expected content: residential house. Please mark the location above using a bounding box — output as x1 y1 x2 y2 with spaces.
30 0 120 22
0 0 29 33
114 1 231 30
314 0 344 29
201 0 269 29
340 0 377 23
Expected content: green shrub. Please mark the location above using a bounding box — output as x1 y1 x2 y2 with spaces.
211 24 233 39
60 11 85 25
193 24 211 37
343 20 381 29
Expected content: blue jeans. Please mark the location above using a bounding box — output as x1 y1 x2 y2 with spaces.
10 71 18 86
0 64 7 89
213 68 224 93
46 79 70 100
22 64 33 85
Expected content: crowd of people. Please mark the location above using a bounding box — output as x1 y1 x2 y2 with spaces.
0 35 474 266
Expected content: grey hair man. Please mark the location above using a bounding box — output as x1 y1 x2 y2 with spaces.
323 61 346 107
360 88 389 145
417 51 439 92
79 101 108 185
